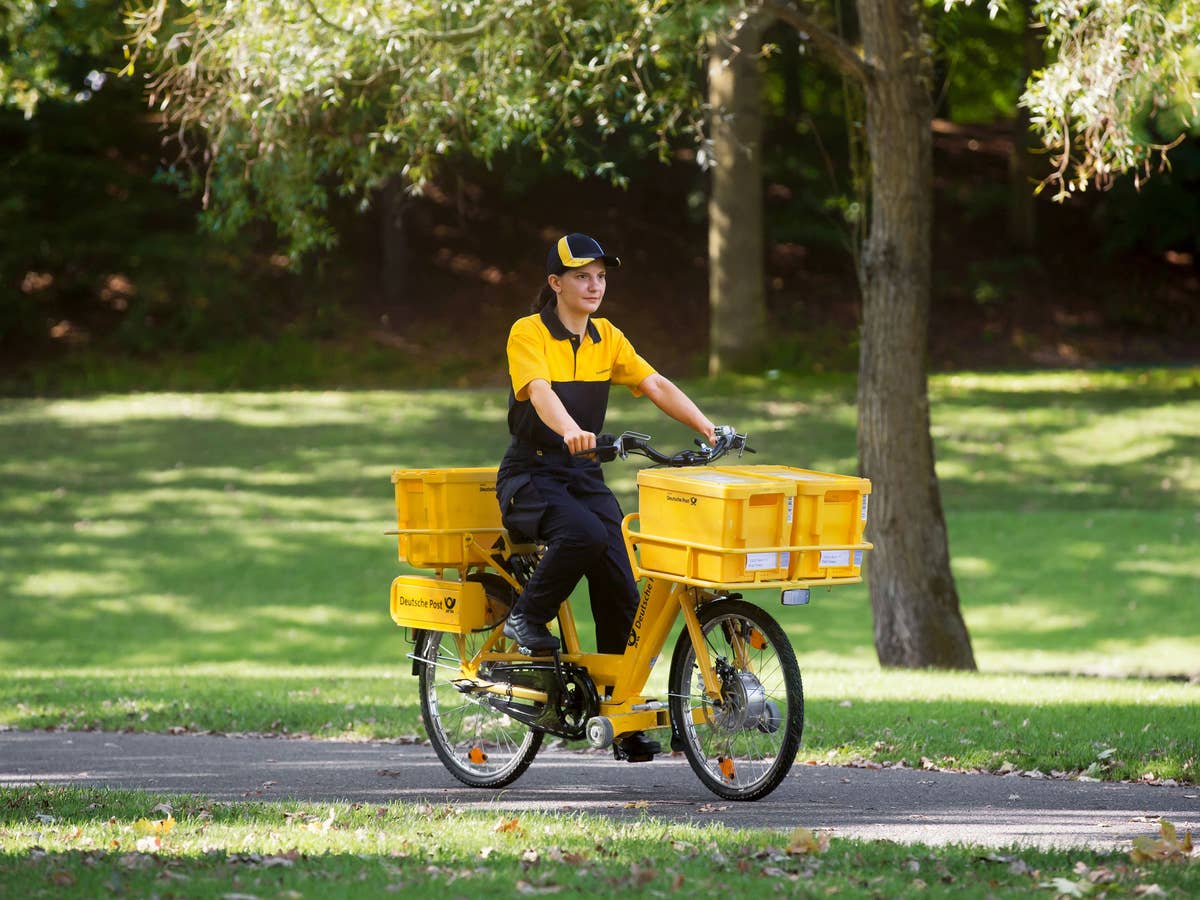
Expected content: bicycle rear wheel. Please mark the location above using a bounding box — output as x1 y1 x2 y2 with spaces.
417 628 543 788
668 598 803 801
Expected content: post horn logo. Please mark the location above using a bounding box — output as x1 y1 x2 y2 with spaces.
443 596 457 611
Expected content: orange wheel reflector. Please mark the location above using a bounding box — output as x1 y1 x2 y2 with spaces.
468 746 488 765
749 628 767 650
718 755 736 781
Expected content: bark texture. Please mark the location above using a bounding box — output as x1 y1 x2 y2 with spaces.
855 0 977 669
707 14 767 376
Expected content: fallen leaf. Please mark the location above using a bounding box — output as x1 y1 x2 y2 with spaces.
1130 819 1194 864
624 800 650 809
135 835 162 853
1132 885 1167 897
494 817 524 834
134 815 175 835
1039 876 1092 897
786 826 829 856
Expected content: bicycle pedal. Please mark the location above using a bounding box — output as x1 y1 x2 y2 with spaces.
613 734 662 763
613 747 657 763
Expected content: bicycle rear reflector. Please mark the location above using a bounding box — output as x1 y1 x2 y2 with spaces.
781 589 810 606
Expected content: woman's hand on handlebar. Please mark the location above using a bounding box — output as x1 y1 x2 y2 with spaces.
561 427 596 455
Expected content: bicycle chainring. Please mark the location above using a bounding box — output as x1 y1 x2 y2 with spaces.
481 661 599 740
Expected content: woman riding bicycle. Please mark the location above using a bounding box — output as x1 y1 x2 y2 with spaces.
497 233 717 759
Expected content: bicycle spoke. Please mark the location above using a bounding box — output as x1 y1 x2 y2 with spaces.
418 627 542 788
670 600 804 801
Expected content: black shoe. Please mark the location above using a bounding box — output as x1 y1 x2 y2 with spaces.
613 731 661 763
503 610 559 654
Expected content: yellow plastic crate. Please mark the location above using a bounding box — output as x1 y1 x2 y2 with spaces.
391 468 503 570
389 576 502 633
711 466 871 580
636 468 794 583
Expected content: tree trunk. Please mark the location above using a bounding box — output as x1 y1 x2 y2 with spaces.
855 0 976 669
378 176 410 308
1008 5 1042 251
707 13 767 376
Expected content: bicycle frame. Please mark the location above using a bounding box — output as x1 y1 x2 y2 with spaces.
410 529 721 739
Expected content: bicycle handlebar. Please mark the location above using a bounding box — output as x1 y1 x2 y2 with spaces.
576 425 754 467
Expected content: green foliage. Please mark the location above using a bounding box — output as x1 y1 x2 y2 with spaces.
930 0 1028 122
0 0 120 116
124 0 730 256
1022 0 1200 199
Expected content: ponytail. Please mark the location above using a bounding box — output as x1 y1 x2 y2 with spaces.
531 283 556 313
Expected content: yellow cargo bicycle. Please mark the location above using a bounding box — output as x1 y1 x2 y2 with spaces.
388 429 871 801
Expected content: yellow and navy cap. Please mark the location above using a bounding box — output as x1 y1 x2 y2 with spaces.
546 233 621 276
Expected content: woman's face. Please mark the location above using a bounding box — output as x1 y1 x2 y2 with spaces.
550 260 606 319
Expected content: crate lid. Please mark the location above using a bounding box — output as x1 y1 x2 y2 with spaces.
391 467 498 484
637 467 795 499
711 465 871 494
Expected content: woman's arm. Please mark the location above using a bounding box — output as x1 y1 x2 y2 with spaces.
527 379 597 453
638 374 717 444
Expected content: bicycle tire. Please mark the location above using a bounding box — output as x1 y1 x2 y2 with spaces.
668 598 803 801
417 626 543 788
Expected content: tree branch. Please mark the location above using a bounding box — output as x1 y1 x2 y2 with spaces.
757 1 874 86
302 0 503 42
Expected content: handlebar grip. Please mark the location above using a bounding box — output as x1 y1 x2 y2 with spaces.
572 433 619 462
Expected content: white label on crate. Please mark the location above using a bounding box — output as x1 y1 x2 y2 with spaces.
675 471 757 484
780 552 791 568
745 552 778 571
786 496 794 524
854 550 863 565
820 549 851 568
861 495 869 521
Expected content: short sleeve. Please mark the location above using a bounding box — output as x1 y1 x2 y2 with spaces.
608 325 657 396
508 319 551 401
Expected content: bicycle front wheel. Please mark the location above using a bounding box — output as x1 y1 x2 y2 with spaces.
668 598 804 801
417 628 543 788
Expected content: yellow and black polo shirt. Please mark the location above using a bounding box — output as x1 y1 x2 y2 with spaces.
507 300 656 448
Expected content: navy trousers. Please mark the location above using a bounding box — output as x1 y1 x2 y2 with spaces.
497 446 638 654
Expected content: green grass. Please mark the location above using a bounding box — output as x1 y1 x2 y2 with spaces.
2 786 1197 898
1 369 1198 783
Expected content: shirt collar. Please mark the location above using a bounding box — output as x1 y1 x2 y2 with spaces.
540 299 601 343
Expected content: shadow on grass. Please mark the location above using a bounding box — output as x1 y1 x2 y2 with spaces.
0 373 1196 676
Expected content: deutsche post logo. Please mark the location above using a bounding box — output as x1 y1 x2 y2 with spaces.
443 596 457 611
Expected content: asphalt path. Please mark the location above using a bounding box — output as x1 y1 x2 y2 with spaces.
2 731 1197 850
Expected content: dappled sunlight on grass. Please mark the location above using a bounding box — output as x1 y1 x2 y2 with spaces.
1 370 1198 765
